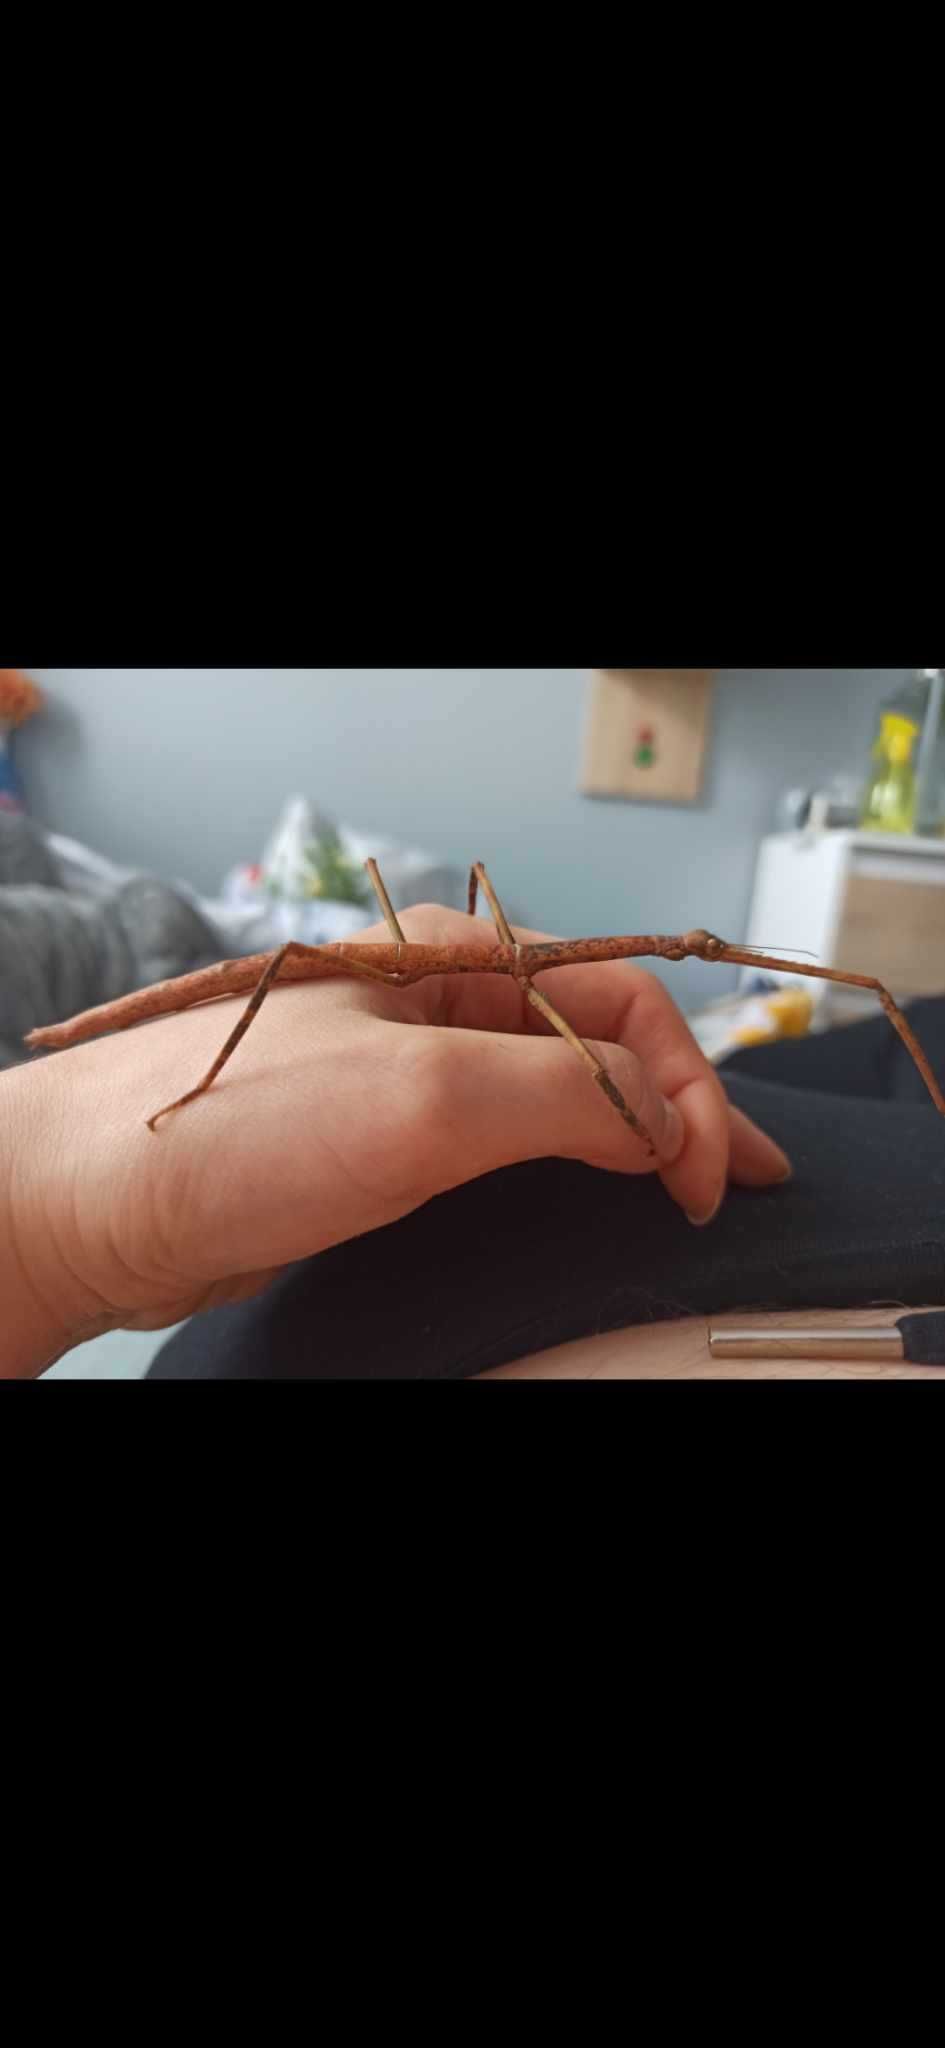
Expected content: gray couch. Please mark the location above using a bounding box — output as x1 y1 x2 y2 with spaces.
0 811 224 1069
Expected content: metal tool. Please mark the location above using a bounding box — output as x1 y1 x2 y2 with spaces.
709 1313 945 1366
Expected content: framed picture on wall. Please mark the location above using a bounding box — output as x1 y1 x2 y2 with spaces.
582 669 716 804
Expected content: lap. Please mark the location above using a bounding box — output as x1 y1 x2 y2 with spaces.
481 1306 944 1379
151 1070 945 1379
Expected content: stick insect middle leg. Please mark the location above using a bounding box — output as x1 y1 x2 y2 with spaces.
469 862 656 1154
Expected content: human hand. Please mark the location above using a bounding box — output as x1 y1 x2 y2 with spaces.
0 903 790 1374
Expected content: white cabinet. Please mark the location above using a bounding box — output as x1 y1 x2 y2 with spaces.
743 830 945 1023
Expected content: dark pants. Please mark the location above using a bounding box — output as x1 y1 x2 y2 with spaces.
150 998 945 1378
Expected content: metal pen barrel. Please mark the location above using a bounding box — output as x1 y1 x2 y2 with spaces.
708 1328 905 1362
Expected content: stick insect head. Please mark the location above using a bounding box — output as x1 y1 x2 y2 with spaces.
683 929 727 962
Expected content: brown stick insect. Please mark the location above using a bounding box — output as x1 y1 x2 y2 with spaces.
25 859 945 1145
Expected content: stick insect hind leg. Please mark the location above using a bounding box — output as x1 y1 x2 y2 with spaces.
468 861 656 1155
146 934 400 1133
147 862 411 1131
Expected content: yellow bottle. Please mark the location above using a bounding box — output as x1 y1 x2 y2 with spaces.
860 711 920 834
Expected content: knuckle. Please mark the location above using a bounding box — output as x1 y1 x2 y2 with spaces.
617 970 678 1044
398 902 463 942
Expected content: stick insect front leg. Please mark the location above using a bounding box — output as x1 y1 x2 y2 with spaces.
469 862 656 1154
697 933 945 1118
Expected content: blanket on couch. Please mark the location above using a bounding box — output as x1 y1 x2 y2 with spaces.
0 812 224 1069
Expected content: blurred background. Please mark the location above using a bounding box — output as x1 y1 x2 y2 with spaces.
8 665 932 1012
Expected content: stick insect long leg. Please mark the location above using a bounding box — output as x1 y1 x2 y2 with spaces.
366 858 407 944
146 935 398 1132
470 862 655 1154
149 863 411 1131
469 861 515 945
711 939 945 1117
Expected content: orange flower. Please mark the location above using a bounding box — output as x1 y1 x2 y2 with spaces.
0 669 43 728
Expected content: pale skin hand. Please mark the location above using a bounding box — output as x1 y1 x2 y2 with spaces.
0 903 791 1377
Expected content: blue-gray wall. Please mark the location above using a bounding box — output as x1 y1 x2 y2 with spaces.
17 667 911 1008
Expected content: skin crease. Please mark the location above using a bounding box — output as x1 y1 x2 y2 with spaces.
0 903 791 1377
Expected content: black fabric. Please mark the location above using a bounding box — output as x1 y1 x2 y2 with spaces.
150 999 945 1378
899 1312 945 1366
720 995 945 1106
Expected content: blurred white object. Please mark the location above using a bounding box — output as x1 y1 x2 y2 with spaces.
689 985 815 1064
218 798 468 953
45 804 470 965
263 896 372 944
261 797 320 901
340 823 463 909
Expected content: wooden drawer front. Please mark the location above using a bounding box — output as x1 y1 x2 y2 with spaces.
835 875 945 995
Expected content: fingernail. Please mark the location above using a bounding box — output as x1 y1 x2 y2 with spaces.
774 1163 793 1184
686 1189 725 1229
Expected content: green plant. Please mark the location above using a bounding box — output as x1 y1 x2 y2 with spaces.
303 825 373 907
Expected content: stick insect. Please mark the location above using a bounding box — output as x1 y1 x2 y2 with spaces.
25 859 945 1145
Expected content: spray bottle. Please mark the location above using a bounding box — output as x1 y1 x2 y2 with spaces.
861 711 921 834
